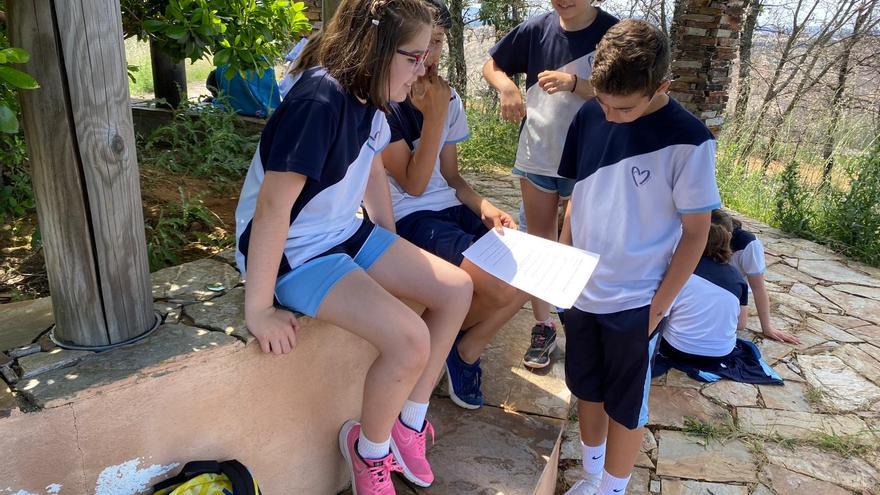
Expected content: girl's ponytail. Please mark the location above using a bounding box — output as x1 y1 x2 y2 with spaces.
706 208 735 263
705 223 733 263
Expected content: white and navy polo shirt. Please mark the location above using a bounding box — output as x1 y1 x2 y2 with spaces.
489 9 618 178
385 88 470 221
235 67 391 278
730 226 766 279
663 256 749 357
559 98 722 314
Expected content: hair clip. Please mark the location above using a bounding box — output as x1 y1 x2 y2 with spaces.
372 19 380 26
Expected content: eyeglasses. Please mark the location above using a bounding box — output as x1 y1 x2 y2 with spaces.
396 48 431 74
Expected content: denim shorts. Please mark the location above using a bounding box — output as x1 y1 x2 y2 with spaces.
512 166 575 199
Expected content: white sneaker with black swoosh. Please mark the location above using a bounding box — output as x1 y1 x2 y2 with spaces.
564 475 601 495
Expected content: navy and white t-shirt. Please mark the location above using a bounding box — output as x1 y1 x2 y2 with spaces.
385 88 470 221
663 256 749 357
559 98 722 314
730 226 766 279
489 10 618 177
235 67 391 278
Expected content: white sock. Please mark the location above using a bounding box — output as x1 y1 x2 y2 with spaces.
357 431 391 460
582 441 606 477
400 400 429 431
598 470 631 495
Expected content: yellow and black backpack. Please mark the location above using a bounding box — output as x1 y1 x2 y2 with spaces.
152 460 261 495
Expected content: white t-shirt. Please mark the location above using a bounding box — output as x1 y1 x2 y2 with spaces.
663 257 749 357
730 227 766 279
558 98 722 314
235 68 391 278
489 10 618 177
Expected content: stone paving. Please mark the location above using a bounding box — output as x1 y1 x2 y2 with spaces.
1 169 879 494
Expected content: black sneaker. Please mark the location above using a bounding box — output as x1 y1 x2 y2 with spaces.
522 323 557 369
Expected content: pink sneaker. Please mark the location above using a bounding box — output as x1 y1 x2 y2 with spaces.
339 420 402 495
390 416 436 487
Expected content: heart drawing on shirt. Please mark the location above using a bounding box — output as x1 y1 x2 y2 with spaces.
631 166 651 187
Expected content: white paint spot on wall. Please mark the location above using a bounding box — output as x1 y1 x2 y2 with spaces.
94 458 178 495
1 483 63 495
3 489 45 495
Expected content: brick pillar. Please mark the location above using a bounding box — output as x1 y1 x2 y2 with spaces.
669 0 745 134
304 0 323 26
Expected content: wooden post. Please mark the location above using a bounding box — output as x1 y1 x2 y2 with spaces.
322 0 342 23
149 38 187 109
9 0 155 348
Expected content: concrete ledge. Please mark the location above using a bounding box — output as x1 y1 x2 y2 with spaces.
0 317 378 493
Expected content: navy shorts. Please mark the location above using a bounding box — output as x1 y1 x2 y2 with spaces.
395 204 489 266
563 305 664 430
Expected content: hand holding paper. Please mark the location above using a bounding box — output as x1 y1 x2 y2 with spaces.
463 228 600 309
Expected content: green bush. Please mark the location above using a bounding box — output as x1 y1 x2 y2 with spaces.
774 158 812 236
0 22 37 223
0 134 33 221
717 126 880 268
458 99 519 173
816 144 880 265
121 0 311 76
145 187 224 270
140 97 259 181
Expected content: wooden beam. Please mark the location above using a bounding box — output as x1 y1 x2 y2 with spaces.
322 0 342 23
9 0 154 347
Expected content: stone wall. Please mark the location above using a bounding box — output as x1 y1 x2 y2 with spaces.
669 0 746 133
304 0 322 24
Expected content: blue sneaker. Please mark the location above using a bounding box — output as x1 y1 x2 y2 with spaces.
444 343 484 410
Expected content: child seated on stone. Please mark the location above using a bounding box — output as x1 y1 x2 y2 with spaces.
728 214 800 344
652 209 783 385
382 0 527 410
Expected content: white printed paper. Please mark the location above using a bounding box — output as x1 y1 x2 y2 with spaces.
463 228 600 309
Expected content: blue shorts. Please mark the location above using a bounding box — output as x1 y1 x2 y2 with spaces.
563 305 665 429
274 219 397 317
512 166 575 199
396 204 489 266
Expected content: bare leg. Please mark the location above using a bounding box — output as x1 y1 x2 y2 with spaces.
577 399 609 446
604 419 643 478
366 238 473 403
317 269 432 443
520 178 561 323
456 259 530 363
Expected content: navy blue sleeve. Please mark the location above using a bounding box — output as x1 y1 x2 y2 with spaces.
386 107 406 144
263 98 336 181
739 281 749 306
558 113 581 179
489 23 530 76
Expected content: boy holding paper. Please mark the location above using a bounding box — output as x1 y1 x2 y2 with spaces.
382 0 528 411
557 20 720 495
